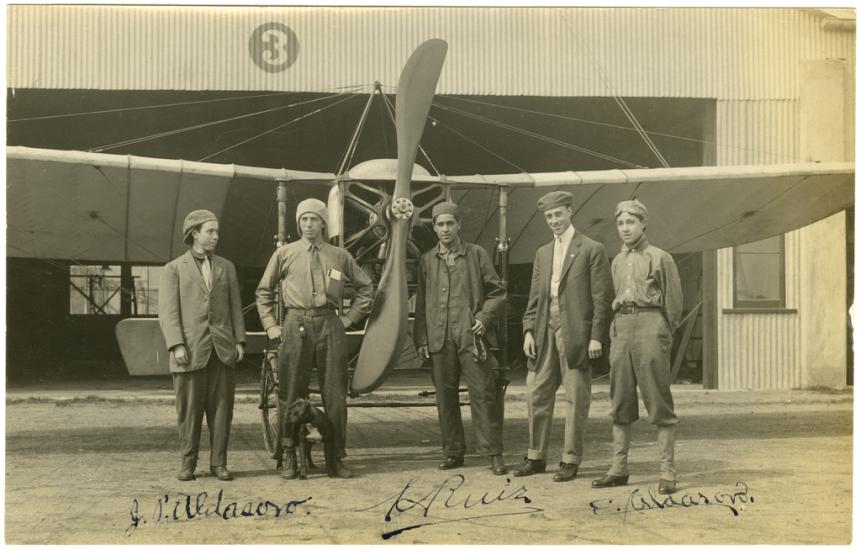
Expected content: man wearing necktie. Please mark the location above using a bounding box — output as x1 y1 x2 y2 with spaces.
514 191 614 482
158 209 246 482
414 201 507 475
592 199 683 495
256 198 374 479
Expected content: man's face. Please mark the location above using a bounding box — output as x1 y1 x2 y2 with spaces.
192 220 219 252
299 213 324 242
433 214 461 246
616 212 646 245
543 205 573 236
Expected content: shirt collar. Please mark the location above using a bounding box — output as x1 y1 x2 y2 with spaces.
622 234 649 253
555 225 575 245
189 248 212 260
301 237 324 251
438 238 465 258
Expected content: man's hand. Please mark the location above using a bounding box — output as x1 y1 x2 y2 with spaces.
235 343 245 363
173 344 190 366
339 315 352 329
523 331 536 360
418 345 430 361
471 319 486 336
266 326 282 342
588 339 603 360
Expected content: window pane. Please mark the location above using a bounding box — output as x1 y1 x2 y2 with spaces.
736 253 781 302
69 265 122 315
132 265 163 315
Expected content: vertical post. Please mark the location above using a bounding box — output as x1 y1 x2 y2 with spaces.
275 180 289 326
702 250 718 389
494 187 511 422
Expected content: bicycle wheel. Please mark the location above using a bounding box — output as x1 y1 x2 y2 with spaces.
259 351 280 458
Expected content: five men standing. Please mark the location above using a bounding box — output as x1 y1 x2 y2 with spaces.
514 191 614 482
414 201 508 475
159 209 246 482
161 196 681 489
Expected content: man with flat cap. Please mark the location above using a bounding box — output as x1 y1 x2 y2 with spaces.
256 198 373 479
592 199 683 495
159 209 246 481
514 191 613 481
414 201 508 475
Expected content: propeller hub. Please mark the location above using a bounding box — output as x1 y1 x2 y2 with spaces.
390 197 414 221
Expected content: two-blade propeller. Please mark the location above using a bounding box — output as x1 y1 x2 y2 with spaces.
350 39 448 394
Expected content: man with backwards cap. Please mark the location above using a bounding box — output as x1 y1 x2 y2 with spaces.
514 191 614 482
592 199 683 495
256 198 373 479
414 201 508 475
159 209 246 482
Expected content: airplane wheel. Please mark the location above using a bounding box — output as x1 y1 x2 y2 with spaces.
259 351 280 459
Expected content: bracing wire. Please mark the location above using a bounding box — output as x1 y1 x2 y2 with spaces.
89 86 366 153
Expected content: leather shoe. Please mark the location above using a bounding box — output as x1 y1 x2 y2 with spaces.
658 479 677 495
553 463 579 482
330 460 354 479
490 455 508 475
591 473 629 489
512 458 546 477
177 466 196 481
282 451 298 480
438 456 464 470
210 466 233 481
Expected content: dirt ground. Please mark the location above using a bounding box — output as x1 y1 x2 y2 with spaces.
4 379 853 544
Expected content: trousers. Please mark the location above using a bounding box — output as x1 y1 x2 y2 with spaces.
172 353 235 468
277 308 348 458
525 298 592 464
431 324 503 458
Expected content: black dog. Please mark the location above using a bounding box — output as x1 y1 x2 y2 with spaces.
285 398 337 479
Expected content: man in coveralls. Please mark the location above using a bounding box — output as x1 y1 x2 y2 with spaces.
515 191 614 482
592 199 683 495
414 201 508 475
256 198 373 479
159 209 246 482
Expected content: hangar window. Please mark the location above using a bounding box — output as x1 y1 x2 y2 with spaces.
733 235 785 309
131 266 162 315
69 265 123 315
68 264 162 316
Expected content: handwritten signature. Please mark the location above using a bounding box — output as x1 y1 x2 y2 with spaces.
357 474 543 539
589 481 754 522
125 489 311 535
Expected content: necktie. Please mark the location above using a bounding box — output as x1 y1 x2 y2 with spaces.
310 246 327 307
202 256 212 291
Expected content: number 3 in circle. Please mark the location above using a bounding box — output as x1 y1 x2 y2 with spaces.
249 22 299 73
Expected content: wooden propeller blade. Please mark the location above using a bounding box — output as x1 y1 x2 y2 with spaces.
351 39 448 395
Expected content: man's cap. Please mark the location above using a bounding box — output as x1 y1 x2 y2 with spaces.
431 201 460 220
296 198 329 228
182 209 218 244
615 199 648 221
537 191 574 211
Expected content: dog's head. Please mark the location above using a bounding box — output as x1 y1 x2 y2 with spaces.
286 398 314 424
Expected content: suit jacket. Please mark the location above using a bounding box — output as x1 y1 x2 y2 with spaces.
521 231 613 370
158 250 246 373
414 241 505 354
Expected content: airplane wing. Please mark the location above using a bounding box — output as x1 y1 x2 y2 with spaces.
7 146 854 265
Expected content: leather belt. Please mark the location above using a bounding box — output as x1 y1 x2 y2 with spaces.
616 304 661 315
287 306 334 317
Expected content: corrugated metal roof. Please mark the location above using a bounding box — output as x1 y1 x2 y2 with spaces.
7 6 855 98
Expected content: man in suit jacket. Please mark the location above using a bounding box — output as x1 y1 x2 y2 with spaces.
513 191 613 482
159 209 246 482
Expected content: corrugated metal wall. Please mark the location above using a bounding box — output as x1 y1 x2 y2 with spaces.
715 99 805 389
7 6 855 98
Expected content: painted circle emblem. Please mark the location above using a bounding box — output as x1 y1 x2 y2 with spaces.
249 22 299 73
